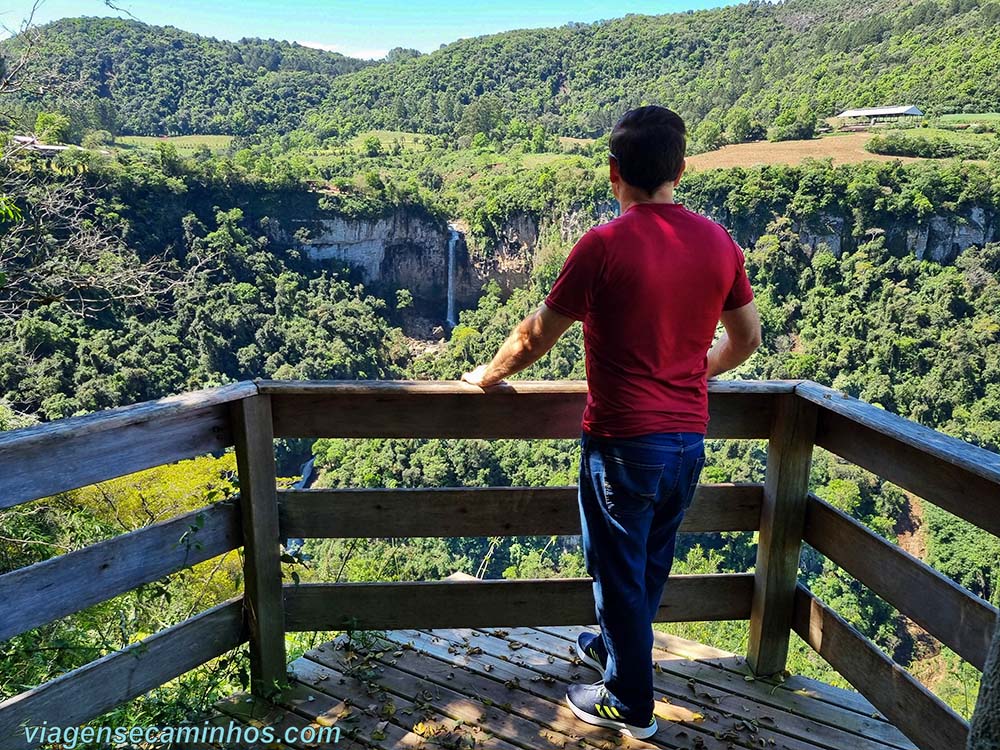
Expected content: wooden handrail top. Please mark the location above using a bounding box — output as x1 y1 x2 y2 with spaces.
0 380 257 452
796 381 1000 488
255 378 800 395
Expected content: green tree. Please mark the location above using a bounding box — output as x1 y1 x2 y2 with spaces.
34 112 71 143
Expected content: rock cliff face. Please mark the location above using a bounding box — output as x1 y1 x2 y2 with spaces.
266 202 618 322
903 207 995 263
723 206 997 261
267 212 478 320
268 202 997 324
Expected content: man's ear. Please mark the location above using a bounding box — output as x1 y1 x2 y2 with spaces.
673 158 687 187
609 155 621 185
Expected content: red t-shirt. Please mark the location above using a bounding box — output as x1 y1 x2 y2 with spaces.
544 202 754 437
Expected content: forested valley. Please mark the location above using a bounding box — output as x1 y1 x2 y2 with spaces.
2 0 999 738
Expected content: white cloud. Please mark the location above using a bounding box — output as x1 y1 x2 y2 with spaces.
297 40 387 60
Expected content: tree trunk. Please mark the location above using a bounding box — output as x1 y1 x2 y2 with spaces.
969 617 1000 750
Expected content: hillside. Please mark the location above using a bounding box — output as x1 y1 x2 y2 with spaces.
0 17 376 136
314 0 1000 145
2 2 1000 733
5 0 1000 144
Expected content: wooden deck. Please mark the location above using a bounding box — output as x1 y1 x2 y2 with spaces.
6 380 993 749
209 625 918 750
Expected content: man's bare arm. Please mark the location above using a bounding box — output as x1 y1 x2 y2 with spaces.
461 303 575 388
707 300 762 379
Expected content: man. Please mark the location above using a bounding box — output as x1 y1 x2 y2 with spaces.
462 105 761 740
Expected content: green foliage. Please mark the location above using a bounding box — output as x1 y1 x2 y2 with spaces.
925 503 1000 606
767 103 817 142
8 0 1000 146
0 152 410 418
0 194 22 223
81 129 115 149
4 25 1000 723
360 135 384 157
1 17 375 136
867 131 998 160
0 454 246 721
314 0 1000 141
34 111 71 143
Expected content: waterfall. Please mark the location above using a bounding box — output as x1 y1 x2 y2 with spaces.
446 225 459 326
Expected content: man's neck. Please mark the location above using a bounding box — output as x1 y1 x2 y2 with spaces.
617 184 676 213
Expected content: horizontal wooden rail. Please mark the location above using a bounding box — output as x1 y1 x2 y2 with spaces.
261 379 795 439
278 482 763 538
0 598 246 750
793 585 968 750
804 494 998 670
0 381 256 511
797 381 1000 537
0 502 242 643
284 573 754 631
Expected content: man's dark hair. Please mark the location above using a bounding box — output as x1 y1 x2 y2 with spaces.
609 106 686 194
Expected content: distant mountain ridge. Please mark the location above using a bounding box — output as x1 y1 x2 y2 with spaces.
314 0 1000 141
0 17 377 136
3 0 1000 140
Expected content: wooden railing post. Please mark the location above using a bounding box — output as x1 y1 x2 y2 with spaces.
747 392 817 676
231 393 286 696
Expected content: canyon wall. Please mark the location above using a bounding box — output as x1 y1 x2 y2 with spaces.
267 201 997 326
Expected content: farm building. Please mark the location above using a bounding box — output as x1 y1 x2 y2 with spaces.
836 105 924 124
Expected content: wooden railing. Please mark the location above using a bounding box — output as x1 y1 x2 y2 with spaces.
0 379 997 750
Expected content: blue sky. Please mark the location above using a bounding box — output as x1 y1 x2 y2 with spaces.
1 0 733 58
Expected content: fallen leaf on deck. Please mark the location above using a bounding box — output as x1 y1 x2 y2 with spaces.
653 700 704 722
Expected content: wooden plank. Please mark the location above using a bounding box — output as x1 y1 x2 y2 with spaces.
0 501 241 642
284 574 754 631
482 626 903 750
265 380 784 439
278 483 763 538
0 381 256 511
0 599 245 750
643 628 886 718
792 585 969 750
396 627 854 750
257 379 799 395
804 494 998 670
214 693 314 749
748 394 818 676
230 394 286 696
797 381 1000 537
313 632 704 750
531 625 917 750
275 671 440 750
290 654 566 750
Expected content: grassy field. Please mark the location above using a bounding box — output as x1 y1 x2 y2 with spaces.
117 134 234 152
939 112 1000 123
892 126 996 143
558 136 596 151
685 132 923 170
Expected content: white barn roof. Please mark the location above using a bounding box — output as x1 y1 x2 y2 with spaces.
837 105 923 118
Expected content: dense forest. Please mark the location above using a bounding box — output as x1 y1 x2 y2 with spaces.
2 140 998 727
0 17 375 136
4 0 1000 150
2 0 1000 742
314 0 1000 147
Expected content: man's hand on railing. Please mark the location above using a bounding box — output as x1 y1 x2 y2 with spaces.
461 303 575 389
461 365 506 389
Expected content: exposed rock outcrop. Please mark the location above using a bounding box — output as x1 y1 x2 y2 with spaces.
267 201 997 326
267 211 481 320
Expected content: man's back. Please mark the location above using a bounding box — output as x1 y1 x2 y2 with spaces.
462 105 761 741
545 201 753 437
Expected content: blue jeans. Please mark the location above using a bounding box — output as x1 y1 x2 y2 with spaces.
578 431 706 716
